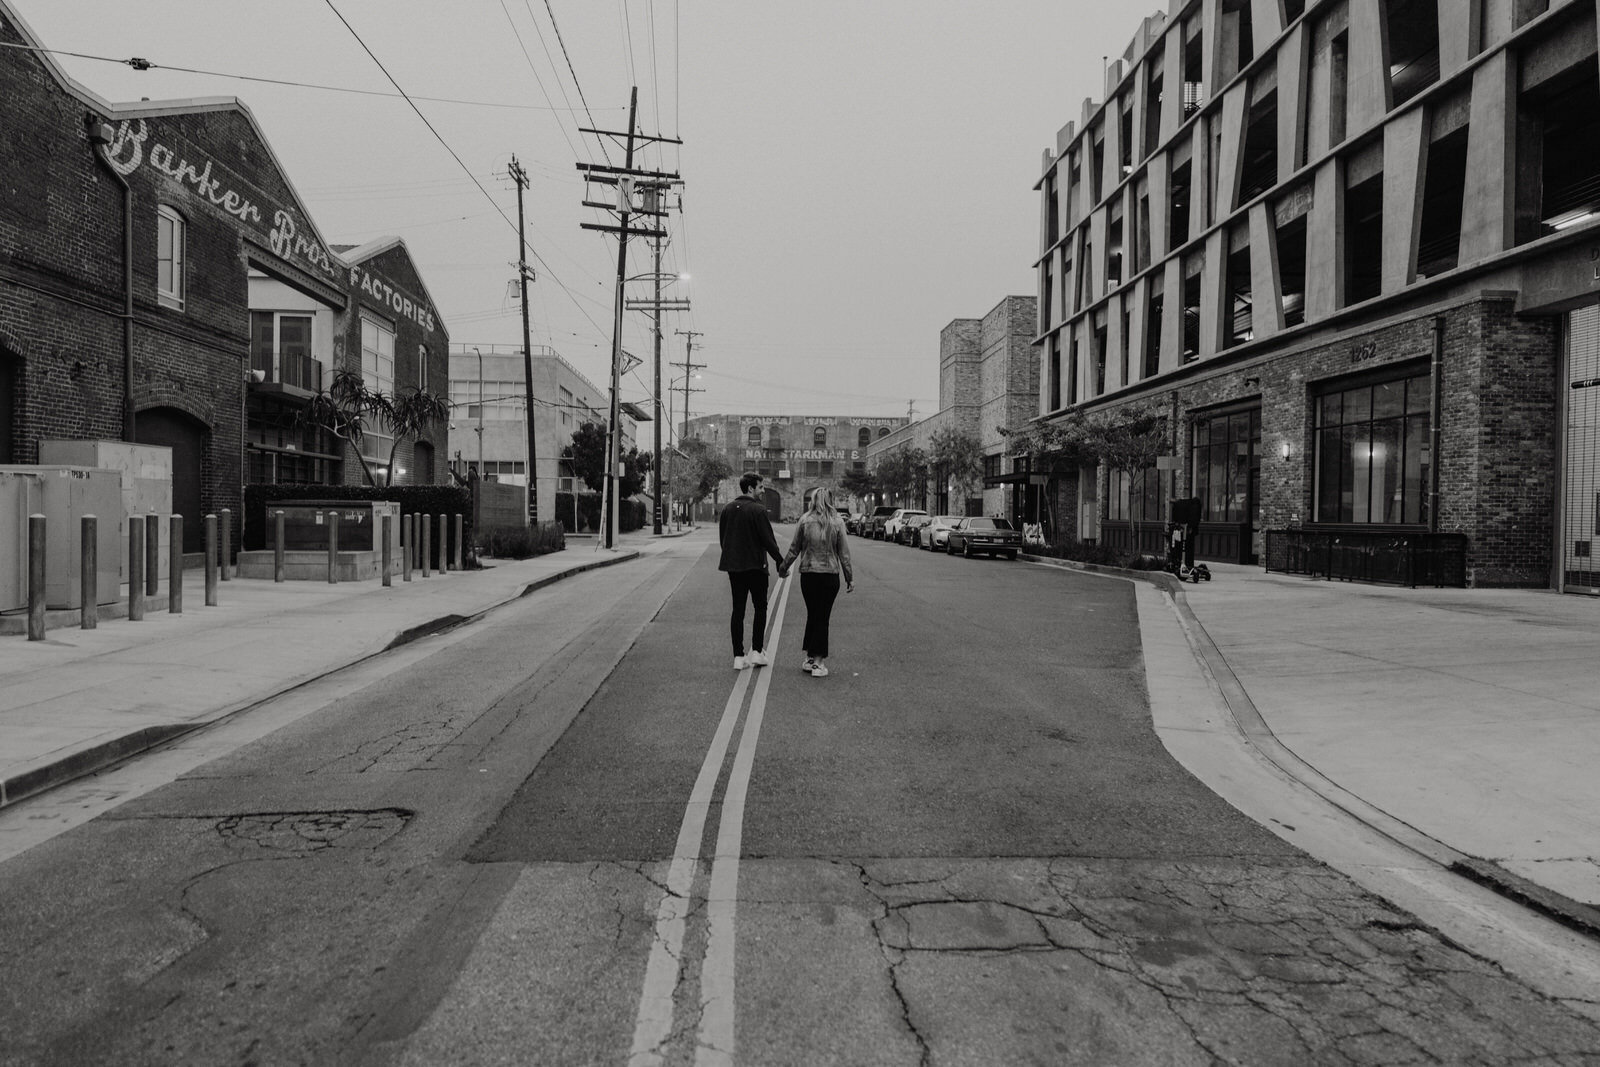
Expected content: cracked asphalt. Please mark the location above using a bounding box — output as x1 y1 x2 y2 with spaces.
1 533 1598 1065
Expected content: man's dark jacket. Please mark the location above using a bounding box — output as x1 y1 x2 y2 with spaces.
719 494 783 572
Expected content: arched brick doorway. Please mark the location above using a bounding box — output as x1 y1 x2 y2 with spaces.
136 407 207 552
0 348 16 464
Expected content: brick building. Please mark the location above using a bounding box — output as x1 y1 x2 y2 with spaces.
683 412 910 519
866 295 1039 520
1033 1 1600 588
0 2 448 551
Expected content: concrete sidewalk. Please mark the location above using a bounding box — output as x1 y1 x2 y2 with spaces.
1165 561 1600 931
0 529 692 808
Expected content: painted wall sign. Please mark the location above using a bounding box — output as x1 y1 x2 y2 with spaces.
349 266 438 334
106 118 334 280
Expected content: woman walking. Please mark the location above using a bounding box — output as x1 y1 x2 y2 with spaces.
778 488 854 677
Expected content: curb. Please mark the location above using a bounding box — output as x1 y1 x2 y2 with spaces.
0 548 642 811
1024 550 1600 942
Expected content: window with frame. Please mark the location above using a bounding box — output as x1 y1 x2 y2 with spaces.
747 425 762 447
157 205 186 310
813 425 827 447
417 345 429 392
1190 407 1260 524
1107 466 1166 522
858 427 871 447
1313 369 1431 524
250 311 318 390
359 315 396 464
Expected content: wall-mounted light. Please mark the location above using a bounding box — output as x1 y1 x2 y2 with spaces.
1280 440 1292 460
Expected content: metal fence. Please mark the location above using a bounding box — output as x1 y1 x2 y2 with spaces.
1264 529 1468 587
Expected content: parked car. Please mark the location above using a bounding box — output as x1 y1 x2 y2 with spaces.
896 513 934 545
863 505 899 538
945 516 1023 559
883 508 928 541
920 515 963 551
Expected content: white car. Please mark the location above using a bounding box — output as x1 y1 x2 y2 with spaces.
882 508 927 541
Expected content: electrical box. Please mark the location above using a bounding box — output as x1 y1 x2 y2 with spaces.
0 466 124 611
38 440 173 582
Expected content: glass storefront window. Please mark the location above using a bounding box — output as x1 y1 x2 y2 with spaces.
1312 371 1430 524
1191 406 1260 523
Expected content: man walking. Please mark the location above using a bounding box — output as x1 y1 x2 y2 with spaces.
719 472 784 670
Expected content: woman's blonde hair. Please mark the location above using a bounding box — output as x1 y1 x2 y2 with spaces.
807 487 835 519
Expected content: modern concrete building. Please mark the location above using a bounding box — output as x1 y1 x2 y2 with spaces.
682 412 910 519
866 295 1040 520
447 345 636 525
1032 0 1600 589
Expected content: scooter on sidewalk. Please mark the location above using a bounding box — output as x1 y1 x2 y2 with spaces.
1165 498 1212 584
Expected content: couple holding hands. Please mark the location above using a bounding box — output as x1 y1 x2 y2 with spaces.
718 473 854 678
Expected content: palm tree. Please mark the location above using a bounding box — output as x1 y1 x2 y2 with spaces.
303 368 451 487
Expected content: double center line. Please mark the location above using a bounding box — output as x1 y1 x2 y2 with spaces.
629 573 794 1067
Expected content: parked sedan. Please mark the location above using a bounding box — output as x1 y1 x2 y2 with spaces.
896 513 934 545
920 515 963 551
945 516 1023 559
882 508 927 541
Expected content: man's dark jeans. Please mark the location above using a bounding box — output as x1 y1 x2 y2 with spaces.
728 569 770 655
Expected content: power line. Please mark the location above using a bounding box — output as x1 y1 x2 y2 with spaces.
0 39 614 112
497 0 585 164
544 0 611 164
321 1 612 350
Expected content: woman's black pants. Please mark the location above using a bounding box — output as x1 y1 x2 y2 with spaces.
799 572 841 659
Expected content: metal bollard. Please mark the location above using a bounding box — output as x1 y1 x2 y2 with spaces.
402 513 413 582
81 514 98 630
204 514 219 606
327 510 340 584
220 508 232 581
273 510 285 583
27 513 46 641
453 513 464 571
128 517 145 621
145 514 160 597
422 514 432 578
382 514 393 588
439 513 449 572
169 515 183 614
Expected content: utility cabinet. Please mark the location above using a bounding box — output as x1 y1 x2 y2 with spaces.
38 440 173 582
0 466 124 611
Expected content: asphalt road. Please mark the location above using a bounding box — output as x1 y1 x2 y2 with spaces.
2 530 1598 1066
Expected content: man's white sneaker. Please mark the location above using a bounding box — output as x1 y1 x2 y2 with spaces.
733 655 748 670
809 662 829 677
802 658 816 673
746 649 770 667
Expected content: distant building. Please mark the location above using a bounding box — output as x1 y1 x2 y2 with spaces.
1034 2 1600 588
865 296 1039 520
682 412 911 518
447 346 636 524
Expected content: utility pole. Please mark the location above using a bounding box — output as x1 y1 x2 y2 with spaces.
624 206 689 535
672 328 705 521
508 156 538 524
577 87 681 549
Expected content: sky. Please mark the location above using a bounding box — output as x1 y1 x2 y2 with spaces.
14 0 1146 432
